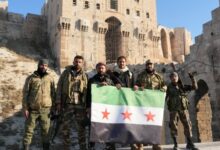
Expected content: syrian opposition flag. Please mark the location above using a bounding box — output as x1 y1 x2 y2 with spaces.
90 84 166 144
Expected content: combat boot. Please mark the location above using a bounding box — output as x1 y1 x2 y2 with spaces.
152 144 162 150
172 136 178 150
43 142 50 150
186 137 199 150
22 143 30 150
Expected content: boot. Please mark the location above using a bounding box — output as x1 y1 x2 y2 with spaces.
186 137 199 150
172 136 178 150
152 144 162 150
22 144 30 150
43 142 50 150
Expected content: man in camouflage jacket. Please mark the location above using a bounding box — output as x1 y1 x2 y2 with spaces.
166 72 198 150
22 59 55 150
133 59 166 150
56 55 88 150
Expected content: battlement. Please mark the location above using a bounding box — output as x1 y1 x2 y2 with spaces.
0 0 8 12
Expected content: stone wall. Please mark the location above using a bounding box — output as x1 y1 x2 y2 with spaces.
44 0 192 69
183 4 220 141
23 13 47 44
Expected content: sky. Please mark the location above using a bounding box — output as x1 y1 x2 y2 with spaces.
7 0 219 41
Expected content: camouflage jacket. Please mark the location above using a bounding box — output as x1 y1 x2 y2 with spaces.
136 70 166 91
56 66 88 107
166 81 197 111
22 71 56 110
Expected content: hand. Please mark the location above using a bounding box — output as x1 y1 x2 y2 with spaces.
24 110 29 119
133 85 139 91
99 82 108 86
188 72 194 79
116 84 121 89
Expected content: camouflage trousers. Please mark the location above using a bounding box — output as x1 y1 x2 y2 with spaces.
169 110 192 138
23 107 51 145
61 104 87 150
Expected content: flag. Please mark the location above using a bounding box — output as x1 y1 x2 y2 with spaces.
90 84 166 144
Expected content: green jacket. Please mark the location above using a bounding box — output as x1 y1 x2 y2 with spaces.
56 66 88 107
136 70 166 91
22 71 56 110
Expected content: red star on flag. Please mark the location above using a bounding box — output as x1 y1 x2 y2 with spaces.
102 108 110 120
121 110 132 120
145 111 155 122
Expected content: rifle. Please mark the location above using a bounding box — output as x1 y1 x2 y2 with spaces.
49 110 62 143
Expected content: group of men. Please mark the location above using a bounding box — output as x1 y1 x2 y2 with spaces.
22 55 199 150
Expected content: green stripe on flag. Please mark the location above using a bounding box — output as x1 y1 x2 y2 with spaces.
92 84 165 108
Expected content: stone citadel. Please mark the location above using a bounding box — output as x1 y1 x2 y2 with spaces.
1 0 220 149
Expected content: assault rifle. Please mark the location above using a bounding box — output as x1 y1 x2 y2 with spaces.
49 110 62 143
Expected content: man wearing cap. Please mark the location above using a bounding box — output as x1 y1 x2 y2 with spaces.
166 72 198 150
133 59 166 150
56 55 88 150
22 59 56 150
86 62 115 150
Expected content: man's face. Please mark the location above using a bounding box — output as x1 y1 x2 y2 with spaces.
146 63 154 72
170 75 179 83
97 65 106 75
117 58 126 69
73 58 83 70
39 64 48 73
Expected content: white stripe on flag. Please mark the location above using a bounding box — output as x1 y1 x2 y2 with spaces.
91 103 164 126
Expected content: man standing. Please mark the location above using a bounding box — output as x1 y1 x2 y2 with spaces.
22 59 55 150
133 59 166 150
166 72 198 150
56 55 88 150
112 56 134 88
86 62 115 150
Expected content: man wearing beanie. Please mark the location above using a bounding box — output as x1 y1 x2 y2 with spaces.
22 59 56 150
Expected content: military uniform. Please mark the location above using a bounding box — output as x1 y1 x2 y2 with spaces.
86 73 114 150
166 76 198 150
56 66 88 150
132 70 166 150
22 70 56 149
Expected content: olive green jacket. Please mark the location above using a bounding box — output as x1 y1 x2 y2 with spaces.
56 66 88 106
166 80 197 111
136 70 167 91
22 71 56 110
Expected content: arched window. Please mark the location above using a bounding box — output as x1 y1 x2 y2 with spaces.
85 1 89 9
96 3 100 10
73 0 77 6
126 9 130 15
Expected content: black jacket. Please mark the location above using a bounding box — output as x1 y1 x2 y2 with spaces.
86 73 114 108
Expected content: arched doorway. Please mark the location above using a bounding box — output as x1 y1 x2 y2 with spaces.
161 29 168 59
105 16 122 63
195 80 213 142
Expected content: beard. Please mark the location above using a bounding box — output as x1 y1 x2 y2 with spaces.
37 68 47 77
146 68 155 74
